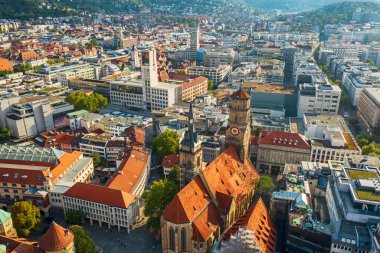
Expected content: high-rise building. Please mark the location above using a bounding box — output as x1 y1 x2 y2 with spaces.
189 24 200 60
282 47 299 86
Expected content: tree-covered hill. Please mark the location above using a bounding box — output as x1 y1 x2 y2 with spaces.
0 0 251 20
292 1 380 26
244 0 380 12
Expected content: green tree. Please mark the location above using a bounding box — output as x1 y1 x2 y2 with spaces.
90 152 102 168
65 91 108 113
253 126 263 137
168 165 180 185
254 176 275 197
13 64 32 73
10 201 41 237
65 210 85 225
85 38 100 47
69 225 96 253
0 70 13 77
142 179 179 230
152 130 180 158
207 79 215 90
0 126 12 141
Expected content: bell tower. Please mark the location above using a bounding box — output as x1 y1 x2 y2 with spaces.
225 87 252 162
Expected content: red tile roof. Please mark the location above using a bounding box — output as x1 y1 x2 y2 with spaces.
64 182 136 209
257 131 310 150
19 50 39 62
0 235 41 253
182 76 208 90
125 126 145 147
230 87 251 99
222 198 276 253
163 145 260 240
39 222 74 252
202 145 260 208
0 57 13 72
163 175 211 224
192 203 220 242
106 147 149 193
162 154 180 168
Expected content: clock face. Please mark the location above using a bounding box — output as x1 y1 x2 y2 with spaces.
231 127 239 136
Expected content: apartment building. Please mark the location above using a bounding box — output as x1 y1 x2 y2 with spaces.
357 88 380 133
0 145 93 211
181 76 208 101
188 65 232 84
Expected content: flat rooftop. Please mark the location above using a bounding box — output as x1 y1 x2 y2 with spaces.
305 114 350 133
242 82 297 95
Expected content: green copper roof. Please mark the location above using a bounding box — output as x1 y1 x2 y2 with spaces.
0 244 5 253
0 210 11 224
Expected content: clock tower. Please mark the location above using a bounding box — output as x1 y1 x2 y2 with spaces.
225 87 252 162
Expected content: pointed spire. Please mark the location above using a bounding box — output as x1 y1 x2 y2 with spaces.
180 102 198 148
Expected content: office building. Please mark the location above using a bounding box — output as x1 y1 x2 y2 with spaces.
357 88 380 133
110 49 180 111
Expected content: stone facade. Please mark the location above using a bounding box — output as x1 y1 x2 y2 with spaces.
225 88 252 162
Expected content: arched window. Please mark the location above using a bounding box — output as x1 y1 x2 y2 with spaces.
181 228 186 252
169 227 175 251
197 156 201 167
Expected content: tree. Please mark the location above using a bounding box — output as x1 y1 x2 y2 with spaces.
0 70 13 77
142 179 179 230
65 91 108 113
85 38 99 48
69 225 96 253
207 79 215 90
90 152 102 168
168 165 180 185
253 126 263 137
65 210 85 225
10 201 41 237
254 176 275 197
0 126 12 141
13 64 32 73
152 130 180 159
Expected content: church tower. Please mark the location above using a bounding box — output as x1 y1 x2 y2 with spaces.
179 102 203 187
225 87 252 162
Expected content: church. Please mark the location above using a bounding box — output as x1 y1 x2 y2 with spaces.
161 88 262 253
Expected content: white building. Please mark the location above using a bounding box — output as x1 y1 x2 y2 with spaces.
5 95 74 139
188 65 232 84
304 115 361 163
57 66 101 86
110 49 180 111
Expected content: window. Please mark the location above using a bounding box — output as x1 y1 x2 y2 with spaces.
181 228 186 251
169 227 175 251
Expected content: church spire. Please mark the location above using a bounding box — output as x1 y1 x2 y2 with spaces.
181 102 198 148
